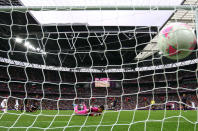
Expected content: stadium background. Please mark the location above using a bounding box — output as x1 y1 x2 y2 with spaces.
0 0 198 130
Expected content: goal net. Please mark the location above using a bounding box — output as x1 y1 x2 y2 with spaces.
0 0 198 130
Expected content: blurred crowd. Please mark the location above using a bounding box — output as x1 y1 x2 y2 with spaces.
0 92 197 111
0 67 197 111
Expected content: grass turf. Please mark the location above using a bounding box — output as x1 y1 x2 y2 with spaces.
0 110 197 131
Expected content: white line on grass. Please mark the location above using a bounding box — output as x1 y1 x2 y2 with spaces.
0 120 194 123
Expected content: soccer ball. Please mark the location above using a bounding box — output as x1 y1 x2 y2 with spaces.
158 23 197 60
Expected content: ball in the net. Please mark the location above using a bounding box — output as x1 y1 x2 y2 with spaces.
158 23 196 60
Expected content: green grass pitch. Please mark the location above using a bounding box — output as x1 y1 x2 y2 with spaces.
0 110 197 131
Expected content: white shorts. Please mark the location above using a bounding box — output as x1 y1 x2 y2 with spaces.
1 105 6 109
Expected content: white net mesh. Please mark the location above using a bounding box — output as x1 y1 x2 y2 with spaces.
0 0 198 131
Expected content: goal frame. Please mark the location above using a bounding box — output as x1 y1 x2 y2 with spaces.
0 4 198 131
0 5 198 11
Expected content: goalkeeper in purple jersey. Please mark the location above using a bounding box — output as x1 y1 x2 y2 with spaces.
74 104 104 116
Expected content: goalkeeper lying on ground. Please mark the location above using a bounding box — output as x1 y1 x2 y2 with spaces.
74 103 104 116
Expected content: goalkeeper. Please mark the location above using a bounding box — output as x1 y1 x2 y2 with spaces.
74 103 104 116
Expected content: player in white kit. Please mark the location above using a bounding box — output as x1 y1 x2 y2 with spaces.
191 101 196 110
15 99 19 111
171 103 175 110
1 97 8 113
